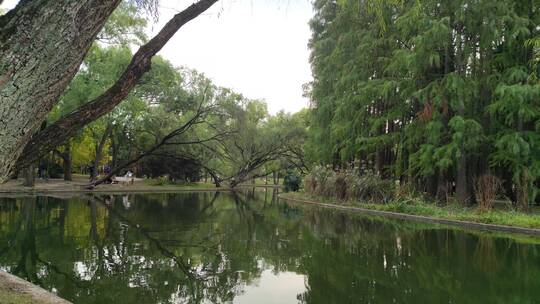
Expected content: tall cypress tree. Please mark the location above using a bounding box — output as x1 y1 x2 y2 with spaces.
307 0 540 206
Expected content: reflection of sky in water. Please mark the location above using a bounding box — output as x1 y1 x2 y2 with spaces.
233 270 306 304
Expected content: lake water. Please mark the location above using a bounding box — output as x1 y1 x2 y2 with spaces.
0 189 539 303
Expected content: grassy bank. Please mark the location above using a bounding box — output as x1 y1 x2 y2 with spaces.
281 192 540 230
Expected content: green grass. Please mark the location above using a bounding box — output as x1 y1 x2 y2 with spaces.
142 179 218 189
240 178 280 186
282 192 540 229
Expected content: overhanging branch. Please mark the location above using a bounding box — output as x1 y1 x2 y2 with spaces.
15 0 219 170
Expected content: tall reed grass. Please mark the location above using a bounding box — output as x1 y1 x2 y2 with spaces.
304 166 394 204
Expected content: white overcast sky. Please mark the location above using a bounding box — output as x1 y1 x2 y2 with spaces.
1 0 314 114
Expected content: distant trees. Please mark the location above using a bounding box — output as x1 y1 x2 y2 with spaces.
198 99 304 187
29 27 306 187
307 0 540 207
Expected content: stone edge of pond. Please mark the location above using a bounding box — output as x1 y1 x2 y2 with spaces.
279 195 540 237
0 271 72 304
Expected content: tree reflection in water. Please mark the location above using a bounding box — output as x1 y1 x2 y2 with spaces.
0 190 538 303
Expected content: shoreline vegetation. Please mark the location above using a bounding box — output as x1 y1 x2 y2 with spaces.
287 166 540 234
3 175 540 234
280 191 540 233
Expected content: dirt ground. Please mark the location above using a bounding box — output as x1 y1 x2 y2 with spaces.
0 175 224 194
0 271 71 304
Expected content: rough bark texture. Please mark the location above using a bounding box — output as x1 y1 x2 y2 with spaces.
456 154 469 203
22 164 34 187
91 123 113 181
54 143 72 181
0 0 121 182
15 0 219 172
63 144 72 181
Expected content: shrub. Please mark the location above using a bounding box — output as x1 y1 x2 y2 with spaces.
304 173 317 194
474 174 503 211
309 165 334 196
332 172 348 200
283 170 302 192
150 175 173 186
48 163 64 179
304 167 394 204
394 182 426 205
352 171 394 203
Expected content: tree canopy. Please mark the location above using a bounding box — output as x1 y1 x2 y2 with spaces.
306 0 540 207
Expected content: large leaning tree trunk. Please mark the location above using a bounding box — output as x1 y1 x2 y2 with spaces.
14 0 219 176
0 0 122 183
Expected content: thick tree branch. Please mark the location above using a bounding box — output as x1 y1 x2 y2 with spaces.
16 0 219 170
88 104 224 188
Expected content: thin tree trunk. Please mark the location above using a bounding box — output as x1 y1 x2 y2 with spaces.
209 171 221 188
111 133 119 169
454 26 469 204
22 165 35 187
63 144 72 181
91 124 113 181
436 171 450 204
456 155 469 203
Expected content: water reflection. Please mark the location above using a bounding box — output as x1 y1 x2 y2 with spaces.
0 190 538 303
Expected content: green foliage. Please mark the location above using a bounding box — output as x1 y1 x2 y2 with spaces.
47 23 308 185
99 2 148 45
148 175 174 186
283 170 302 192
307 0 540 205
305 166 394 203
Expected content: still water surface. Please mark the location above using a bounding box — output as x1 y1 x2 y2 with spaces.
0 190 539 303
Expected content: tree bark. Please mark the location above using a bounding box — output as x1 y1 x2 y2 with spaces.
0 0 121 182
54 143 73 181
22 164 34 187
111 131 119 169
454 25 469 205
209 171 221 188
455 154 469 204
436 171 450 203
63 144 72 181
91 123 113 181
14 0 219 173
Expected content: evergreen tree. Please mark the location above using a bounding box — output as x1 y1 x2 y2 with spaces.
307 0 540 207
